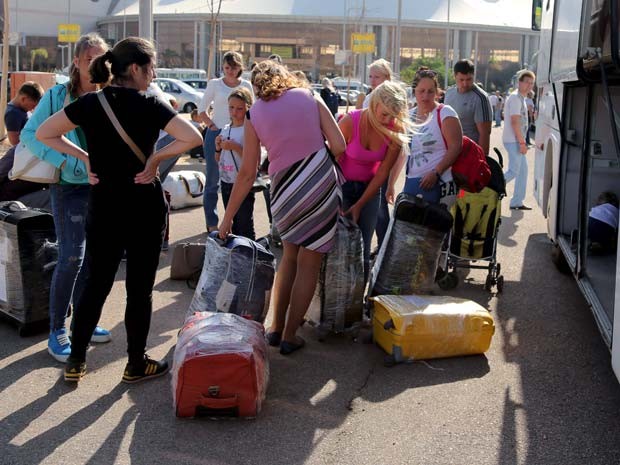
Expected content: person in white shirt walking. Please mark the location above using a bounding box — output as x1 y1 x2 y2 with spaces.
502 69 536 210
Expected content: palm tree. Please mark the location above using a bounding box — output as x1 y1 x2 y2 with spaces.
30 48 48 71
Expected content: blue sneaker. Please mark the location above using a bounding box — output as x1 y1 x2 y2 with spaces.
48 328 71 363
91 326 112 343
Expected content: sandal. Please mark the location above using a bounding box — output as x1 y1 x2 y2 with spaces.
265 331 282 347
280 337 305 355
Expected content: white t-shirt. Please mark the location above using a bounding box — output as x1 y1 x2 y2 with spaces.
218 123 244 184
502 91 529 143
407 104 458 180
198 78 254 129
489 94 498 108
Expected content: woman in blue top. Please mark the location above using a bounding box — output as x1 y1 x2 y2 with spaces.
21 33 111 363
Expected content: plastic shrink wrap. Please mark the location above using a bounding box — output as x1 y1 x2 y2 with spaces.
307 217 364 335
188 235 275 322
172 312 269 418
0 201 57 333
370 220 446 296
369 193 452 296
372 294 495 363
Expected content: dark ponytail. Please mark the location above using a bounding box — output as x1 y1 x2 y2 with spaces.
89 37 156 87
89 51 114 84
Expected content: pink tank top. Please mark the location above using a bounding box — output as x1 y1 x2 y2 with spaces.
339 110 388 182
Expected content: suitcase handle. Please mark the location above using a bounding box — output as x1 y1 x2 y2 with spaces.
200 394 239 410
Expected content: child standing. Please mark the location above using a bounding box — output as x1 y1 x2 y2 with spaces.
215 88 255 240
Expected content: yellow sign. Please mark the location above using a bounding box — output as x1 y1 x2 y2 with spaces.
270 46 294 59
58 24 81 43
351 33 375 54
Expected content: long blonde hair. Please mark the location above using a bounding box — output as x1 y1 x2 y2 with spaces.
366 81 412 146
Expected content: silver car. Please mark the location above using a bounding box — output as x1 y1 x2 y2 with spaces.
153 78 203 113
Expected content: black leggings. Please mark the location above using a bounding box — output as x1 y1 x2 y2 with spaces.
69 182 167 364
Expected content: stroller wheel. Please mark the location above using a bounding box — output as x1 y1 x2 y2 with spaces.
484 274 493 292
496 275 505 293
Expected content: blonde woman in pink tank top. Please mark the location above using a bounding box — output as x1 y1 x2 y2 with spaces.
337 81 410 280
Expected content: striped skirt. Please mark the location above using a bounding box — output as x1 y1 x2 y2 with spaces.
270 147 342 253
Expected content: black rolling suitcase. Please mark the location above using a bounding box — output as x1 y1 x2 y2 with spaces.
369 193 453 296
188 233 275 323
0 201 57 335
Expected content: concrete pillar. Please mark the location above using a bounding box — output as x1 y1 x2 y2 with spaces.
138 0 153 41
199 21 207 71
452 29 460 63
463 30 473 61
523 34 531 67
380 25 389 59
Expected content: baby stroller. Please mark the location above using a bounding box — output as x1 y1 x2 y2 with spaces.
437 148 506 292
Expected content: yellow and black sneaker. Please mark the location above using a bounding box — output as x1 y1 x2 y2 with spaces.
122 355 169 384
64 358 86 383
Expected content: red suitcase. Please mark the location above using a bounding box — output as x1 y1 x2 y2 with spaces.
172 312 269 418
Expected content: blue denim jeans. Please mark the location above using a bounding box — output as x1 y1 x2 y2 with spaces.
403 177 442 204
503 142 528 208
203 128 221 228
342 181 380 281
49 184 90 331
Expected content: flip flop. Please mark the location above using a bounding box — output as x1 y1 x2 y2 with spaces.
280 337 305 355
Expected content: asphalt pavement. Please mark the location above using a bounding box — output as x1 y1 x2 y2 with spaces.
1 127 619 465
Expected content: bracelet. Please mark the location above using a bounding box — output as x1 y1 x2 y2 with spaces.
432 168 441 179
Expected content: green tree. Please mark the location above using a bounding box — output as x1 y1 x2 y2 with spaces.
400 56 455 89
30 48 48 71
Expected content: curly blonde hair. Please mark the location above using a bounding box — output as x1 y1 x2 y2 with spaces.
251 60 300 101
366 81 412 146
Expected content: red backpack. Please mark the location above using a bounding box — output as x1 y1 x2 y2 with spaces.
437 104 491 193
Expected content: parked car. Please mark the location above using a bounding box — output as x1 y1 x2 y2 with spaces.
183 79 208 90
153 78 202 113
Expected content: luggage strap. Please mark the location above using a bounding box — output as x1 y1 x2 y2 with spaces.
179 173 205 198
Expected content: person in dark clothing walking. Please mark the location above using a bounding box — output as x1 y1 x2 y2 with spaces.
36 37 202 384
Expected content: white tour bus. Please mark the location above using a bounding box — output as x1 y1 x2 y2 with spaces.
532 0 620 381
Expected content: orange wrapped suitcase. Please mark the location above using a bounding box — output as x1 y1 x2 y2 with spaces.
172 312 269 418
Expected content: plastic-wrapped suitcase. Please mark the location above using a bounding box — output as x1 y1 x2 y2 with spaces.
188 234 275 322
0 201 57 335
369 193 453 296
172 312 269 418
372 294 495 365
307 217 365 338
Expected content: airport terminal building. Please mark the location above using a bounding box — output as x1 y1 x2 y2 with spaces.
3 0 539 90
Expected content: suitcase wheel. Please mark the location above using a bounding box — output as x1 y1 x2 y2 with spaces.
384 354 397 368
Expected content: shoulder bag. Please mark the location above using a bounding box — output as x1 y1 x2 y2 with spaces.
8 87 69 183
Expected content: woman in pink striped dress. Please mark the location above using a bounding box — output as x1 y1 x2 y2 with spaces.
218 60 346 355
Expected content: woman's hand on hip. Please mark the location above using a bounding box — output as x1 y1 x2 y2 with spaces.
84 158 99 185
134 156 159 184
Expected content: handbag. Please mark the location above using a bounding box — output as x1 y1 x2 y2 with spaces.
170 242 205 280
9 88 69 184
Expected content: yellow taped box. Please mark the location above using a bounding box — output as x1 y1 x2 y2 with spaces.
371 295 494 363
